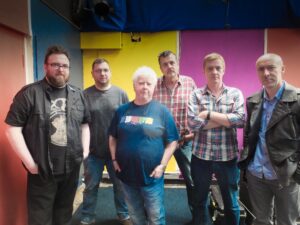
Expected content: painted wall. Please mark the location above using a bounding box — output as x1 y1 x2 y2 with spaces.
31 0 83 88
81 28 300 174
0 0 30 35
0 25 28 225
82 31 179 172
267 28 300 87
81 30 266 172
82 31 178 100
180 30 264 98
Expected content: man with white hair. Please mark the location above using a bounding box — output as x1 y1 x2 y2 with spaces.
109 66 179 225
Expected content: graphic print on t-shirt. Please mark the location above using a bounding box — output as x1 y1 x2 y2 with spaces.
121 116 153 125
50 97 67 146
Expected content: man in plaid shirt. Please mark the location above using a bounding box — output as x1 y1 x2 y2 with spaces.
188 53 245 225
153 50 197 223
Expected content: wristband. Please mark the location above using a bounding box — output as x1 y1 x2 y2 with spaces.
112 159 117 161
207 111 211 120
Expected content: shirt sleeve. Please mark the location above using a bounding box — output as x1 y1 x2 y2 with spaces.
122 91 129 104
109 108 120 138
5 88 31 127
163 106 179 143
81 91 91 124
187 89 208 131
226 88 245 128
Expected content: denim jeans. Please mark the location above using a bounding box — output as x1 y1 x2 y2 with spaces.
81 154 129 221
173 140 195 215
191 156 240 225
120 178 165 225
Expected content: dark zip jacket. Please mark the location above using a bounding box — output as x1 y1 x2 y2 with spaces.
5 78 90 180
239 82 300 186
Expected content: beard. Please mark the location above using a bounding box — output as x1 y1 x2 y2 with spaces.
46 73 69 88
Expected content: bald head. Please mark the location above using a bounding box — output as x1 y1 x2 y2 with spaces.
255 53 285 97
256 53 283 68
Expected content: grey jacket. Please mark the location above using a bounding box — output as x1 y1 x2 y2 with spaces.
239 82 300 186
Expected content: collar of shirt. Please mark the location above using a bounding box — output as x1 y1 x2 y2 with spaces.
161 75 182 87
204 83 227 96
263 81 285 102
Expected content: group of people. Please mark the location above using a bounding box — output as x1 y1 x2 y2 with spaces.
4 45 300 225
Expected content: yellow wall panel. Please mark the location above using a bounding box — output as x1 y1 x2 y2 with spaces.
80 32 122 49
83 31 178 99
82 31 179 173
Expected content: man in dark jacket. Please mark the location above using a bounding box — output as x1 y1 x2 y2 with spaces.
239 53 300 225
5 45 90 225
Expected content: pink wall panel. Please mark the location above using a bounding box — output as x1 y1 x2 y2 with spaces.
179 30 265 149
180 30 264 98
267 28 300 88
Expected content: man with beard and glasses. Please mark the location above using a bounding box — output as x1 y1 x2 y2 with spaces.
5 45 90 225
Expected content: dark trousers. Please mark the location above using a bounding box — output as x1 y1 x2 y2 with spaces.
27 166 80 225
173 140 195 216
191 156 240 225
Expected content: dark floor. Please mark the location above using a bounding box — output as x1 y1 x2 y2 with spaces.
71 186 191 225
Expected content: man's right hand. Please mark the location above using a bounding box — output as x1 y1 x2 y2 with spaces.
26 162 38 174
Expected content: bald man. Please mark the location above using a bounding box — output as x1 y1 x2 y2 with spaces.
239 53 300 225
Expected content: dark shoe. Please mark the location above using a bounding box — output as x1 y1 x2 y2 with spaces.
184 219 195 225
119 218 133 225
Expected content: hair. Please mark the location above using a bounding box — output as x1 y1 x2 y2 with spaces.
132 66 157 84
44 45 70 64
158 50 177 64
256 53 283 67
92 58 110 70
203 52 225 69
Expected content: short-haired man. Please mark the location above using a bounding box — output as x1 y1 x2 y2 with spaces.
5 45 90 225
239 53 300 225
81 58 131 225
153 50 197 223
188 53 245 225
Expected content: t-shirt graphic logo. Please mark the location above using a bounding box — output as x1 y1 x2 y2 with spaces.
50 98 67 146
122 115 153 125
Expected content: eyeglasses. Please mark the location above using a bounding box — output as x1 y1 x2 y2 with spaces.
48 63 70 70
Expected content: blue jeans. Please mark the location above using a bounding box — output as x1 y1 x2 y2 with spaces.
81 154 129 220
191 156 240 225
120 178 165 225
174 140 195 215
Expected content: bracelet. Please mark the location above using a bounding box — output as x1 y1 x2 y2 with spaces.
112 159 117 161
207 111 211 120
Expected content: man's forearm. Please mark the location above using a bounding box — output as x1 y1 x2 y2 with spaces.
6 125 38 173
81 123 90 159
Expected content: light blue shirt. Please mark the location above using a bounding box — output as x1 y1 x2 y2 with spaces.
248 82 285 180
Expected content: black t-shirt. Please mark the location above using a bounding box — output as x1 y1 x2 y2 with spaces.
49 86 67 175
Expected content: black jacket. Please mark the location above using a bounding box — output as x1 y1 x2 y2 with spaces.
5 78 90 180
239 82 300 186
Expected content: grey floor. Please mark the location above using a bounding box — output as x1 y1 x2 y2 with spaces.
71 185 191 225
